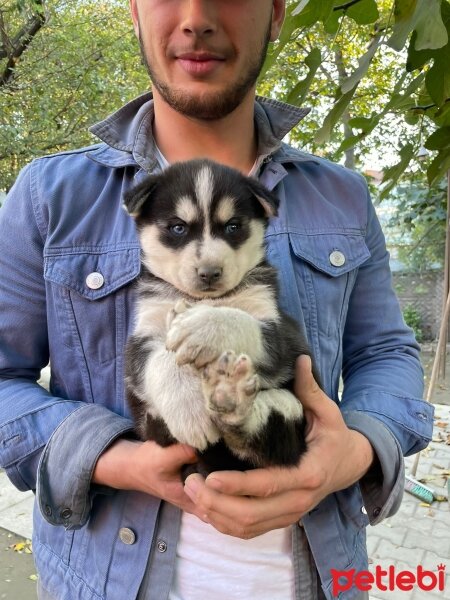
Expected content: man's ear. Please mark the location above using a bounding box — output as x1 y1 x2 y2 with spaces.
129 0 140 38
247 179 279 218
123 176 158 218
270 0 286 42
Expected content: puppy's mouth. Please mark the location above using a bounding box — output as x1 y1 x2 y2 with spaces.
186 284 227 299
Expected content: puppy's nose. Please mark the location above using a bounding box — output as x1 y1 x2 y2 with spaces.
197 266 222 285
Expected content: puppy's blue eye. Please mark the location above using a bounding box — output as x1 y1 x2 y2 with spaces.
225 221 241 234
169 223 187 236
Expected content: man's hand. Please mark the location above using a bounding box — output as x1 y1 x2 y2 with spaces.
92 438 204 517
183 355 374 539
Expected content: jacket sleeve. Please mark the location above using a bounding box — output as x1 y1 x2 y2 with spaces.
0 164 134 528
340 184 434 524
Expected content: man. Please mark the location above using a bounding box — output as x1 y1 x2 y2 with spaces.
0 1 433 599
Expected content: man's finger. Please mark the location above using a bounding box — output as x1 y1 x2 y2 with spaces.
204 467 300 497
293 355 322 408
207 507 305 539
155 442 197 466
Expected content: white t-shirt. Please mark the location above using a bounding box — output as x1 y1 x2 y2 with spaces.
169 512 296 600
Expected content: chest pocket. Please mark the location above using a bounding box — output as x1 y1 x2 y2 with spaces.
288 231 370 335
44 247 140 365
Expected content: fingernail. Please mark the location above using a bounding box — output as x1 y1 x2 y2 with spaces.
205 476 222 491
184 474 202 500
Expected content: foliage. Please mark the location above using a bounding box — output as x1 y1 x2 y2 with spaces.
0 0 147 191
0 0 449 198
402 304 424 342
386 176 447 270
261 0 450 190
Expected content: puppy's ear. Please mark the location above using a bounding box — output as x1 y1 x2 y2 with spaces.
247 179 279 218
123 176 159 217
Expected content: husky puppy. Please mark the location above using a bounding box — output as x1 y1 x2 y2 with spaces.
124 159 316 473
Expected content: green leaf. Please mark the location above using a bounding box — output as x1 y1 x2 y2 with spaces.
414 0 448 51
427 147 450 185
424 126 450 150
380 143 416 198
336 133 365 154
284 48 322 106
425 45 450 106
388 0 448 52
323 9 341 34
291 0 334 26
434 101 450 126
407 1 450 70
340 39 380 94
388 0 419 51
406 32 436 71
346 0 379 25
347 116 379 131
315 89 356 144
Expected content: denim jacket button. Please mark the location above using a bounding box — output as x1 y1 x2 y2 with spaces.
119 527 136 545
329 250 346 267
60 508 72 520
86 272 105 290
373 507 381 518
157 540 167 552
361 506 367 515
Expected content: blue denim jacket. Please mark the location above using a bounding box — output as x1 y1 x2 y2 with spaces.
0 94 433 600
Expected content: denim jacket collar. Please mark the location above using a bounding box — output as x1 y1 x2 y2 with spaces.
88 92 311 172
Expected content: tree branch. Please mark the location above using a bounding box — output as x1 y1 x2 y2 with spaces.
1 1 46 87
334 0 365 11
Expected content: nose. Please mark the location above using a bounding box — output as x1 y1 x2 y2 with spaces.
197 265 222 286
181 0 217 37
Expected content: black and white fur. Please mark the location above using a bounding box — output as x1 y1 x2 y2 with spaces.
124 159 317 473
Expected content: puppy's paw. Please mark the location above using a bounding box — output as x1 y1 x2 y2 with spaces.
165 305 223 367
202 351 259 426
166 298 192 330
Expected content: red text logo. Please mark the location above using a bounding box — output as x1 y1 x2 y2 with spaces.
331 564 446 596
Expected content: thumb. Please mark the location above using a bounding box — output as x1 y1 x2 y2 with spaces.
161 443 198 466
294 354 323 410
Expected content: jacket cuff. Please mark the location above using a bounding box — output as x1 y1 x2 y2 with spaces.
37 404 135 529
342 410 405 526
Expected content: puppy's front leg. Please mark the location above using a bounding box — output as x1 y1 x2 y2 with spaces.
166 304 265 368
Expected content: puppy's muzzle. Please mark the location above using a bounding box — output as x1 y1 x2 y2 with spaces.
197 266 223 287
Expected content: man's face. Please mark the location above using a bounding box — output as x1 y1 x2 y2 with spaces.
130 0 285 120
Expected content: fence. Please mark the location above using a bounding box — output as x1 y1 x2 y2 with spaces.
392 270 444 341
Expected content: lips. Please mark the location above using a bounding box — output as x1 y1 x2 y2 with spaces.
176 51 226 76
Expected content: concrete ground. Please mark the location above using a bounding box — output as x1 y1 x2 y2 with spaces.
0 353 449 600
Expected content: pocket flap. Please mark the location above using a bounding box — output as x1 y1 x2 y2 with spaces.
44 247 141 299
289 232 370 277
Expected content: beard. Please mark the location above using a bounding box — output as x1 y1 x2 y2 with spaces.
138 26 271 121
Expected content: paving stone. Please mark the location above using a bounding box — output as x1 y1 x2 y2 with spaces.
366 534 380 557
421 549 450 571
0 473 33 514
404 529 450 555
373 539 425 565
0 498 34 541
372 522 406 546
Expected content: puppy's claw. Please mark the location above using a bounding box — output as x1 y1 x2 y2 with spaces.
174 299 191 314
166 299 192 330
